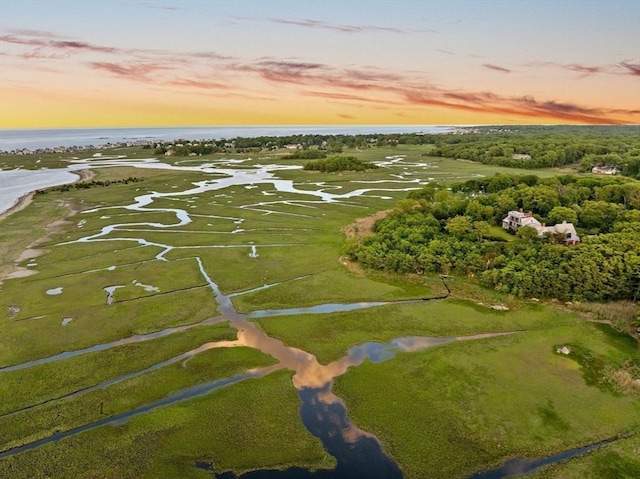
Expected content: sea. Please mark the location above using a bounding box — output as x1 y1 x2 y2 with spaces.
0 125 455 215
0 125 455 152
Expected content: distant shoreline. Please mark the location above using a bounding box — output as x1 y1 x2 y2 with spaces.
0 125 456 152
0 168 93 220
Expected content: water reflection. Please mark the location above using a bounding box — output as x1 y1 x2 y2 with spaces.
1 248 515 477
217 385 402 479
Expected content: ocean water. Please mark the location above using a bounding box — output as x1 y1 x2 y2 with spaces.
0 167 86 214
0 125 455 215
0 125 453 152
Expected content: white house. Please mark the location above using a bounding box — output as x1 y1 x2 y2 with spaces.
538 221 580 245
502 210 542 231
502 210 580 245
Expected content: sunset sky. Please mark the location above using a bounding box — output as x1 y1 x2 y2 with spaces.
1 0 639 128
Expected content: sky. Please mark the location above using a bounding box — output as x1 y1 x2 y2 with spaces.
0 0 639 128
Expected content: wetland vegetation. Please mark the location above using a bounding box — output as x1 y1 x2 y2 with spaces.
0 127 638 478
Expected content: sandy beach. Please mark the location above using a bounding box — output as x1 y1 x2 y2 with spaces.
0 168 94 221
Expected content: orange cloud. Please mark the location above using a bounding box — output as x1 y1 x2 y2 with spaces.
2 31 638 126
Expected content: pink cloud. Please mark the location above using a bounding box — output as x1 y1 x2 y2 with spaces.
619 61 640 76
304 90 401 106
2 31 636 124
88 62 173 81
405 89 631 124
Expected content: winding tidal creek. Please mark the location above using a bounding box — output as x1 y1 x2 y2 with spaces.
0 155 588 478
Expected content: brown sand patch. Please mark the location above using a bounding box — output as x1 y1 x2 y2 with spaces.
73 168 94 182
0 200 80 285
339 211 391 276
342 210 391 239
339 255 366 276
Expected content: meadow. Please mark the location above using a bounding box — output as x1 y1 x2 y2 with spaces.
0 143 637 478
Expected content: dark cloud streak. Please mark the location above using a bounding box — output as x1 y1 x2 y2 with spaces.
482 63 511 73
268 17 437 34
619 61 640 76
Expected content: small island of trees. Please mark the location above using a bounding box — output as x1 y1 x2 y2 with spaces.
303 156 378 173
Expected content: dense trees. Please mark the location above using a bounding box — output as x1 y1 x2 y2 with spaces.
303 156 377 173
426 125 640 178
346 173 640 306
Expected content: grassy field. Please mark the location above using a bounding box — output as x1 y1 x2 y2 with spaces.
332 322 640 478
0 143 637 478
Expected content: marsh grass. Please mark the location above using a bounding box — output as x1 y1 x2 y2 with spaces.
528 433 640 479
333 324 640 479
0 323 235 415
0 286 219 366
254 299 579 364
0 144 636 478
0 370 334 479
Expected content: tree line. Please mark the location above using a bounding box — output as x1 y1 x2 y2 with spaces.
346 173 640 308
426 126 640 177
37 177 142 194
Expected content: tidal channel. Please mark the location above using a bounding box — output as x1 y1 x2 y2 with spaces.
1 155 521 476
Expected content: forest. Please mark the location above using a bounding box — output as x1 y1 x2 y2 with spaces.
427 125 640 177
346 173 640 332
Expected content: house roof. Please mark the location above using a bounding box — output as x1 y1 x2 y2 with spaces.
521 216 542 228
539 221 578 237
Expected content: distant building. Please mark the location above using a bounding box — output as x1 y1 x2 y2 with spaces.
502 210 580 245
591 165 620 175
512 153 531 160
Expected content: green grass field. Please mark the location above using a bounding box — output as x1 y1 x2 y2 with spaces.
0 144 637 478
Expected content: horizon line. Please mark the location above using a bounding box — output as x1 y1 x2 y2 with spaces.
2 123 639 131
